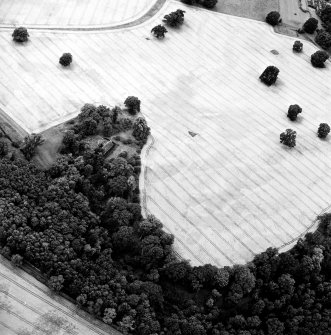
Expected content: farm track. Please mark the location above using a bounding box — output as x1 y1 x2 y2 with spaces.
0 1 330 267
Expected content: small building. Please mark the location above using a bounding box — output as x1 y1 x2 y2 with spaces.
103 140 117 157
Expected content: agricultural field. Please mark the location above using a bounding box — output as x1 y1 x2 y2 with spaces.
279 0 310 28
0 256 120 335
0 0 331 267
212 0 279 21
0 0 158 27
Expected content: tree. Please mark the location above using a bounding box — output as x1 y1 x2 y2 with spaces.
124 96 141 115
12 27 29 42
267 318 284 335
200 0 218 9
79 103 98 121
293 40 303 52
120 118 133 131
11 254 23 267
320 6 331 26
259 66 279 86
48 275 64 292
0 141 9 157
132 117 150 142
81 117 98 136
161 260 191 282
111 106 121 124
181 0 195 4
20 134 44 160
287 104 302 121
311 50 329 68
280 129 296 148
315 30 331 49
103 308 117 324
163 10 185 27
317 123 330 138
303 18 318 34
266 11 281 26
151 25 168 39
59 53 73 66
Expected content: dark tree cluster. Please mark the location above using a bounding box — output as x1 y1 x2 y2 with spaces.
315 30 331 49
20 133 44 160
293 40 303 52
287 104 302 121
124 96 141 115
259 66 279 86
61 102 140 155
311 50 329 68
3 112 331 334
266 11 281 26
12 27 29 42
319 5 331 30
132 117 150 147
280 128 296 147
317 122 330 138
59 53 73 67
181 0 218 9
163 9 186 27
303 17 318 34
151 25 168 39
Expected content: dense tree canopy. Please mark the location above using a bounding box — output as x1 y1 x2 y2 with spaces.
2 102 331 335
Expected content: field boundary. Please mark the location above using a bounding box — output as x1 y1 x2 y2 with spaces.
141 132 331 261
0 0 167 32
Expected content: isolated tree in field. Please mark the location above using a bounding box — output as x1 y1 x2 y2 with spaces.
59 53 73 66
311 50 329 67
151 25 168 39
280 129 296 148
293 40 303 52
287 104 302 121
266 11 281 26
200 0 218 9
12 27 29 42
124 96 141 115
259 66 279 86
163 9 185 27
303 18 318 34
318 123 330 138
20 133 44 160
315 30 331 49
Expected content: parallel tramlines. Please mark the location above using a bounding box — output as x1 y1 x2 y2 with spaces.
0 2 330 265
0 0 157 27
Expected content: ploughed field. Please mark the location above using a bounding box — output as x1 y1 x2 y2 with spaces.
0 0 157 27
0 1 330 266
